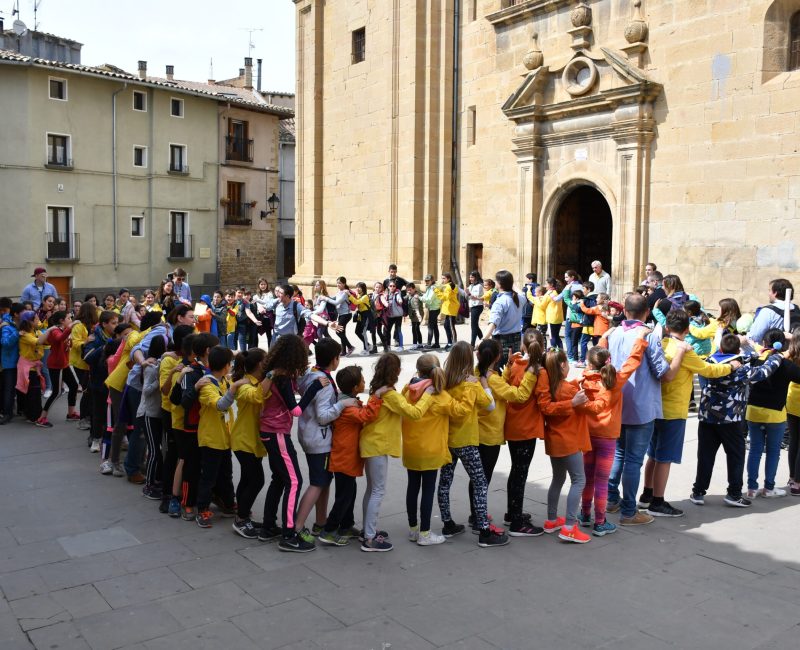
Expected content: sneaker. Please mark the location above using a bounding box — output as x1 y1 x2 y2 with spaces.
65 413 80 421
543 516 566 534
257 526 282 542
791 485 800 497
620 512 654 526
430 343 441 349
279 533 316 553
503 512 532 525
746 489 758 499
35 417 53 428
358 529 389 543
180 507 195 521
592 520 618 537
417 530 446 546
142 485 162 500
723 495 752 508
408 525 419 542
478 527 510 548
337 526 360 539
297 527 315 544
359 349 371 356
369 348 379 354
311 523 324 537
127 472 146 485
42 389 52 399
508 522 544 537
112 463 125 477
637 493 652 510
558 524 591 544
360 535 393 552
606 500 621 514
395 346 404 352
760 487 787 498
346 347 356 357
647 501 685 517
442 520 466 538
77 418 91 430
443 344 453 351
575 361 586 368
319 530 350 546
195 510 213 528
577 511 592 527
232 518 259 539
689 492 705 505
168 497 181 518
468 513 494 533
158 497 169 514
100 460 113 475
90 439 101 453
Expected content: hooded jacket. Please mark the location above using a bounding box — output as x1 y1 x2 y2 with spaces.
297 368 346 454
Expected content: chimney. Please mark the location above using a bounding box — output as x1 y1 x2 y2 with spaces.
166 65 174 81
137 60 147 79
257 58 263 92
244 57 253 89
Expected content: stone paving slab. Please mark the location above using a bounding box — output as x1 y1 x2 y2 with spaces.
1 324 799 649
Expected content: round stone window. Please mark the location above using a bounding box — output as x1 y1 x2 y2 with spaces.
562 57 598 97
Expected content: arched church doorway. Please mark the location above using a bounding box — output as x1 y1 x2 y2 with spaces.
552 185 613 282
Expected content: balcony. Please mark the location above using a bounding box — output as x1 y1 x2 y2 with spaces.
168 163 190 176
45 157 73 171
225 136 254 163
167 234 194 260
223 201 252 226
45 232 80 261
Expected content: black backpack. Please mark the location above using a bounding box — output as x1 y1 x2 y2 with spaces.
291 300 306 333
765 304 800 331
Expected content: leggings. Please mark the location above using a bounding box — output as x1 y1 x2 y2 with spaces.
443 315 457 345
161 412 178 498
234 450 265 519
788 414 800 480
139 414 163 489
547 452 586 525
581 437 616 524
406 469 438 531
438 445 488 529
354 312 376 350
261 432 303 535
324 472 357 533
411 321 422 346
196 447 235 512
23 369 43 422
468 444 501 519
469 305 484 347
362 455 388 539
179 431 200 509
42 367 79 412
74 368 90 419
427 309 440 346
90 386 108 441
548 323 563 349
109 388 126 464
506 438 537 522
336 314 355 352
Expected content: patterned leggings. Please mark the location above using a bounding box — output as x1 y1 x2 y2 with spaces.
438 445 488 529
581 437 616 524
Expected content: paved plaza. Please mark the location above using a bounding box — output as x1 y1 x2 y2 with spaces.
1 324 799 649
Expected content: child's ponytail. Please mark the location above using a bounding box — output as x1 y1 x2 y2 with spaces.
523 329 545 374
544 348 567 400
232 347 268 382
416 353 445 394
587 347 616 390
476 339 501 377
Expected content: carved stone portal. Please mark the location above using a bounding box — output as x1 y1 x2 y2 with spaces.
502 47 662 292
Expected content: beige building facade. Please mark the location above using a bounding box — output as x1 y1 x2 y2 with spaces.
0 47 292 300
292 0 800 310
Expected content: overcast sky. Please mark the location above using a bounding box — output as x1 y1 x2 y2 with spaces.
3 0 296 92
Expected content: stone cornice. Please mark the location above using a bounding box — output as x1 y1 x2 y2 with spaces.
486 0 571 28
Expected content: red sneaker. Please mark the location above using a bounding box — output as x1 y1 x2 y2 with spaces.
65 413 80 421
543 516 566 534
558 524 591 544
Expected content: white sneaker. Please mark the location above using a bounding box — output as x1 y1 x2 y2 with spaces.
746 489 758 499
417 530 446 546
761 487 787 498
395 346 404 352
42 389 52 399
359 350 371 356
408 525 419 542
112 463 125 477
100 460 113 475
90 440 101 453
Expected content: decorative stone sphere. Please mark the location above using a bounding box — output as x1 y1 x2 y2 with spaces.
570 4 592 28
523 33 543 70
624 19 648 43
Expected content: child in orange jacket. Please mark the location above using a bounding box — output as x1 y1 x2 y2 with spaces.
536 348 607 544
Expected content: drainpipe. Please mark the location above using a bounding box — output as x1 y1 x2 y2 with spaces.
449 0 462 286
111 82 127 271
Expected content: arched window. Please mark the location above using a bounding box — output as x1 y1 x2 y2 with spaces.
791 12 800 70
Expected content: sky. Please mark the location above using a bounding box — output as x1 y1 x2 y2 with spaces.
2 0 296 92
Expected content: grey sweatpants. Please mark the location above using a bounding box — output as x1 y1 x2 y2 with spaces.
362 455 388 539
547 452 586 525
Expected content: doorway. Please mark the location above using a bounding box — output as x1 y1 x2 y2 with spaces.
48 276 72 303
552 185 612 282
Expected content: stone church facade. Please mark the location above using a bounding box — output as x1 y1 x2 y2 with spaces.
292 0 800 309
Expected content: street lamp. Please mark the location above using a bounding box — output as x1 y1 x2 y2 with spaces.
261 193 280 219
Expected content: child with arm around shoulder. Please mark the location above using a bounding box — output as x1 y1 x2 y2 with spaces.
359 352 434 551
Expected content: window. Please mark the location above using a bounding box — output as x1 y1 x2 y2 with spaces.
46 133 71 167
226 119 253 162
466 243 483 277
133 146 147 167
49 77 67 100
466 106 476 146
46 206 76 259
131 216 145 237
169 144 187 173
791 11 800 71
352 27 366 64
225 181 250 224
170 97 184 117
169 211 191 259
133 91 147 111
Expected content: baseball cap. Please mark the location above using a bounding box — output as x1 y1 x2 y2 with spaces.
31 267 46 277
424 274 434 281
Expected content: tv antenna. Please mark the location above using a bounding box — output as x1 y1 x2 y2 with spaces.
33 0 42 31
239 27 263 58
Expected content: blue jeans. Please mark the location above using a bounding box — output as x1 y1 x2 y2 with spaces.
608 421 655 518
123 386 145 477
746 421 784 491
226 332 236 350
42 349 52 391
564 325 576 360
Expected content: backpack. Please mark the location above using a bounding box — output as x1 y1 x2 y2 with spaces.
765 304 800 332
